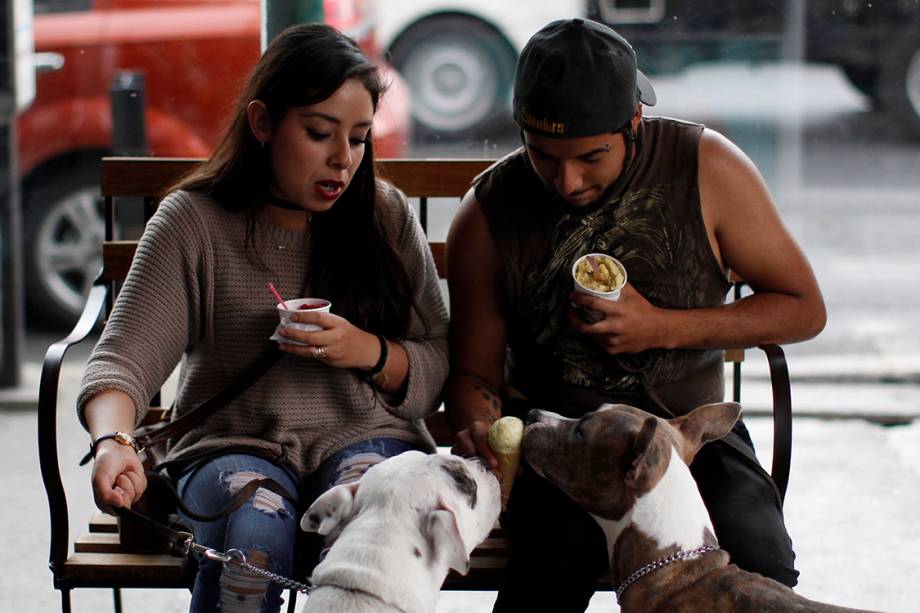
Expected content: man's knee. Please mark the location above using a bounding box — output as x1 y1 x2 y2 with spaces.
692 443 799 587
717 520 799 588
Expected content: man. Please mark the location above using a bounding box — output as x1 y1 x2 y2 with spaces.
445 18 826 612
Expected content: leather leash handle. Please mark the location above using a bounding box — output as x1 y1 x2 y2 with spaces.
112 473 299 557
111 505 193 556
145 471 298 523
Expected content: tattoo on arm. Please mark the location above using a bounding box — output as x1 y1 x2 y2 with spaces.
473 381 502 417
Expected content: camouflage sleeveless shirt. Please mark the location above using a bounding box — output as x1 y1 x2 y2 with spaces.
475 117 731 416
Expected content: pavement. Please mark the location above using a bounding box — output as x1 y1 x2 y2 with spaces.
2 330 919 612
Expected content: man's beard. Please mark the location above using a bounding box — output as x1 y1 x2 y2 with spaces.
534 174 618 213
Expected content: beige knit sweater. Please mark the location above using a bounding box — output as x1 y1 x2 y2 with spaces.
78 182 449 475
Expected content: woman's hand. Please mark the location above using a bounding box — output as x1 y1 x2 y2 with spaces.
91 441 147 513
277 311 380 370
568 283 673 354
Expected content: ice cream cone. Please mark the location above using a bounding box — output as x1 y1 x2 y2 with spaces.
488 416 524 510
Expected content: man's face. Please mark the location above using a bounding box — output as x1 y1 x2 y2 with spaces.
522 129 628 207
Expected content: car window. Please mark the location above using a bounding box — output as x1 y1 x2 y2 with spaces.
34 0 90 14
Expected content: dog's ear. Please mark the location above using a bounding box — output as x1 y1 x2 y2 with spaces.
300 481 360 535
625 416 659 492
670 402 742 463
424 501 471 575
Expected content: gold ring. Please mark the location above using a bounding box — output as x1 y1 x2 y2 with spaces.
314 346 327 361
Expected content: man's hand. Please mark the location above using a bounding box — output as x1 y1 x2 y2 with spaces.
91 441 147 514
452 418 500 476
568 283 671 354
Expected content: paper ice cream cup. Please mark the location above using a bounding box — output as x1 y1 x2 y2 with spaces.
276 298 331 334
572 253 627 301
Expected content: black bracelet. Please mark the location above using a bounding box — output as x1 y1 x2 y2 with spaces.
366 334 389 377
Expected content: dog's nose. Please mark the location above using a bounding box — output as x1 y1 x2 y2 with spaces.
526 408 542 425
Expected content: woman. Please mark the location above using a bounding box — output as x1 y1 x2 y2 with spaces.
78 24 448 612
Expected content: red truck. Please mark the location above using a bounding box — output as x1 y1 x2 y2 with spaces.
20 0 411 326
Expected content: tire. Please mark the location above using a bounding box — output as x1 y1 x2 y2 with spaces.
880 30 920 138
388 15 517 140
23 155 105 329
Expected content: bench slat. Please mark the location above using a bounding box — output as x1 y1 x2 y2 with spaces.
100 158 203 198
89 512 118 533
100 157 492 198
75 532 122 553
61 552 189 586
378 159 491 196
78 528 511 558
62 551 567 593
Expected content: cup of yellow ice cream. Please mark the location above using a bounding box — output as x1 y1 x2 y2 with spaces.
572 253 627 301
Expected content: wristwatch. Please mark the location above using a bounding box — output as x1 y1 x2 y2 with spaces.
80 431 139 466
91 431 139 454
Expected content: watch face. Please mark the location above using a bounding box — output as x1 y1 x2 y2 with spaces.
113 432 135 447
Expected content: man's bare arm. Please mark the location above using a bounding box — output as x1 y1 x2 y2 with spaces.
687 128 827 347
444 188 507 465
570 128 826 353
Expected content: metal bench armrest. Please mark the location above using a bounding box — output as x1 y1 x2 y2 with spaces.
38 280 109 577
757 343 792 502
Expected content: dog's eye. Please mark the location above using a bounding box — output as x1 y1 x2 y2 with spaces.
574 427 584 440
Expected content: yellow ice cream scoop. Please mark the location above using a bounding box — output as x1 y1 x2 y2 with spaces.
488 416 524 510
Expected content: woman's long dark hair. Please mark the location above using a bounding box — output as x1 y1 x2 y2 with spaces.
173 23 419 338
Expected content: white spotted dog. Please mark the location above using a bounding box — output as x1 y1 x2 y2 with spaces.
523 403 879 613
300 450 500 613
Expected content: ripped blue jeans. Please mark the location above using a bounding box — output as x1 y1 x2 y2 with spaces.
177 438 417 613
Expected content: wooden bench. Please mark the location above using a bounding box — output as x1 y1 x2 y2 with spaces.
39 156 792 612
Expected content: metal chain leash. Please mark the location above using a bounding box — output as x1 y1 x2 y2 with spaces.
178 533 313 594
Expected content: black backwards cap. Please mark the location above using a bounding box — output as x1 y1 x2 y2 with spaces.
513 18 657 138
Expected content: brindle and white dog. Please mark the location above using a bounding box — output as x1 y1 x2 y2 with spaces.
300 450 500 613
523 402 877 613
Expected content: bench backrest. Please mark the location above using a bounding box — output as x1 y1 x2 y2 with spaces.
100 157 492 281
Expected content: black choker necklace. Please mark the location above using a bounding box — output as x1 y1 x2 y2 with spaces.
266 193 304 211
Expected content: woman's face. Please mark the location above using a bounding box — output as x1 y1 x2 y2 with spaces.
267 78 375 214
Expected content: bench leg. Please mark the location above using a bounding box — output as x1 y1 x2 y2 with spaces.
112 587 123 613
286 589 298 612
60 588 72 613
